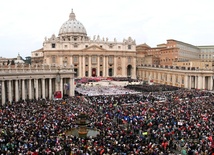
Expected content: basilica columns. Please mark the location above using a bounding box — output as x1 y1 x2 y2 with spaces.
79 56 82 77
82 56 85 77
89 56 92 77
34 79 39 100
97 56 100 76
106 56 108 76
15 80 19 102
184 75 188 88
103 56 106 77
8 80 12 103
114 56 117 76
49 78 52 100
42 78 46 99
1 81 5 105
22 79 26 100
29 79 32 99
209 76 213 90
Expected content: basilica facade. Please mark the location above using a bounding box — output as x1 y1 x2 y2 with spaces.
31 10 137 79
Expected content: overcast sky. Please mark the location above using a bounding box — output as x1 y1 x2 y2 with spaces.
1 0 214 58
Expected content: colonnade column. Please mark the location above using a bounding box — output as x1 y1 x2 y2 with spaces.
22 79 26 100
197 76 202 89
188 76 192 89
49 78 52 100
1 81 5 105
209 76 213 90
8 80 12 103
166 74 170 85
172 75 176 86
184 75 188 89
15 80 19 102
178 75 182 87
69 78 74 96
89 56 91 77
202 76 205 89
195 76 198 89
153 72 156 82
42 78 45 99
159 72 161 83
29 79 32 100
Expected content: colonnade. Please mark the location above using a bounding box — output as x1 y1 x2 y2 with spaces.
0 65 75 105
138 67 214 90
1 77 74 105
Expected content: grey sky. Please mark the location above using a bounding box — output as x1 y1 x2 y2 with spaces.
0 0 214 58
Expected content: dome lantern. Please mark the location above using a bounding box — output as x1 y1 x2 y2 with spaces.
69 9 76 20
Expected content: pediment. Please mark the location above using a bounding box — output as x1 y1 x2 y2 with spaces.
84 45 105 52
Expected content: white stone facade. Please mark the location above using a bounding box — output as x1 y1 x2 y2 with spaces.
31 10 137 79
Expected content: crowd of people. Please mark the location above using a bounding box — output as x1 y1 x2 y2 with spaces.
75 85 140 96
0 85 214 154
125 84 180 92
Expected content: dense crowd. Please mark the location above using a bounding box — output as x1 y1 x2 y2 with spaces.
0 87 214 154
125 84 180 92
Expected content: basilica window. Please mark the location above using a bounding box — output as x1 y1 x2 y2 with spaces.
109 44 113 49
52 43 56 48
91 56 97 64
85 57 89 64
100 71 103 76
73 56 78 63
74 44 78 48
128 57 131 64
108 56 113 64
128 45 131 49
100 57 103 63
52 56 56 63
176 77 178 82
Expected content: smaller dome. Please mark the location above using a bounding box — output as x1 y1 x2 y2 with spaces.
15 53 24 64
59 9 87 36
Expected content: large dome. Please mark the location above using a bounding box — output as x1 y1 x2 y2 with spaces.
59 9 87 37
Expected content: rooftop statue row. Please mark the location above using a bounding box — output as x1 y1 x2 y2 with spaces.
0 63 74 72
44 34 136 44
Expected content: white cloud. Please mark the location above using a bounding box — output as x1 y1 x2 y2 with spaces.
0 0 214 58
